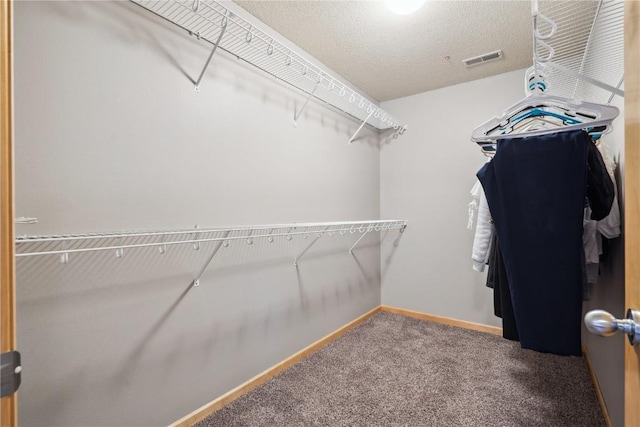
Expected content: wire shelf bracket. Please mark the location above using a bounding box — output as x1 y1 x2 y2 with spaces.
191 229 230 287
293 226 329 266
349 108 376 145
349 230 369 254
193 11 228 92
129 0 407 135
293 81 320 127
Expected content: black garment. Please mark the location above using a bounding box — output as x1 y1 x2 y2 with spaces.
486 232 497 290
486 233 519 341
586 141 615 220
477 130 588 356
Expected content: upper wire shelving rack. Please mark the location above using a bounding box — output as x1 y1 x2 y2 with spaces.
528 0 624 103
130 0 406 135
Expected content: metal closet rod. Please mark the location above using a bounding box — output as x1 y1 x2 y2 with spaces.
15 220 408 258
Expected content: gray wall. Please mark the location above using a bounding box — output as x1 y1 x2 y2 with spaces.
582 91 626 427
13 2 383 426
380 70 626 425
379 69 526 327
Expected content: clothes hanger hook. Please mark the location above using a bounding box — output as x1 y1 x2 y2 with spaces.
533 13 557 41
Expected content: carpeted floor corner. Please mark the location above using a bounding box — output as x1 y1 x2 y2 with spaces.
195 312 605 426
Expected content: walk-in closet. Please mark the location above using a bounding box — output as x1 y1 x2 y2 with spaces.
1 1 639 426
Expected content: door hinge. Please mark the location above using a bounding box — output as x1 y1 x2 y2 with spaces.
1 351 22 397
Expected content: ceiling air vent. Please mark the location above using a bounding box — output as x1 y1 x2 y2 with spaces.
462 50 503 68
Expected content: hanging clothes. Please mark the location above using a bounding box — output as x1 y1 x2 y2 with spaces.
595 141 620 238
486 233 519 341
582 140 621 296
468 180 482 230
477 130 589 356
470 182 494 272
585 141 615 220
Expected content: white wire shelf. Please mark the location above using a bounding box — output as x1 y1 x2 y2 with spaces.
15 220 408 259
530 0 624 103
129 0 406 134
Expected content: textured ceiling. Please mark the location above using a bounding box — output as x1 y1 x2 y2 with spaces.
235 1 535 102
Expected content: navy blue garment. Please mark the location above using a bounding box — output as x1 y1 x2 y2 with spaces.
487 234 519 342
477 130 588 356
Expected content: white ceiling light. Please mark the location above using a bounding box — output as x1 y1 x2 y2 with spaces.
385 0 426 15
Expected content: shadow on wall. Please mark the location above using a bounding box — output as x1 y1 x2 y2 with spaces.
41 0 381 149
379 128 405 148
17 230 384 303
381 227 405 280
17 231 385 350
16 231 391 424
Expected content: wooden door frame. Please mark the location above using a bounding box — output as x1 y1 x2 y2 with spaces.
1 0 17 426
625 1 640 426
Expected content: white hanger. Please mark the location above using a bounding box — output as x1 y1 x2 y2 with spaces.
470 94 619 144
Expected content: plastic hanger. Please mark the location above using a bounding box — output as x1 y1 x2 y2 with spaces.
478 117 562 152
505 113 577 135
471 95 619 144
480 145 496 157
510 108 582 126
478 104 586 141
511 116 565 133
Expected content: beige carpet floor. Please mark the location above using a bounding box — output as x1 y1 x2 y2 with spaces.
195 312 605 426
